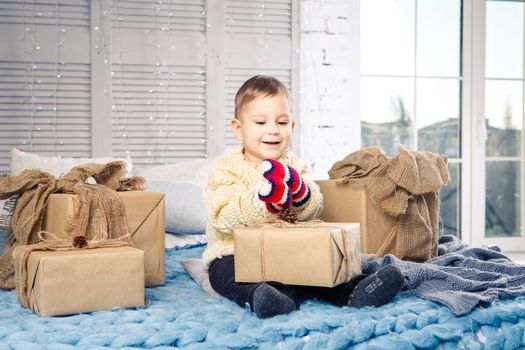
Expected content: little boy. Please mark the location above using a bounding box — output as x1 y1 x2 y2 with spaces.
203 75 404 318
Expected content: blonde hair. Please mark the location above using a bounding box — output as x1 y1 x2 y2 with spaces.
234 75 292 118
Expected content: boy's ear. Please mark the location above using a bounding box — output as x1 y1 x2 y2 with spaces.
292 119 296 131
231 117 243 142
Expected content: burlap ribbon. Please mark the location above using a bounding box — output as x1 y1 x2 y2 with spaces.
328 145 450 262
0 161 145 289
13 231 135 309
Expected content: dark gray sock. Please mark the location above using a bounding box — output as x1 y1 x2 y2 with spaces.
347 265 404 308
252 283 297 318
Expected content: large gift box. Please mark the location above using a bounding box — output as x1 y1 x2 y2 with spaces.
316 180 396 256
14 246 145 317
42 191 166 286
234 222 361 287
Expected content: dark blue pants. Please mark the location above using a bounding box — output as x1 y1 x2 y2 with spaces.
208 255 367 309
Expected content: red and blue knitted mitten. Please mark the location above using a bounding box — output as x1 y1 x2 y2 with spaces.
286 165 311 208
258 159 292 213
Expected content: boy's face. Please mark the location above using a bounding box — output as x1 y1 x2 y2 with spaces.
231 93 295 164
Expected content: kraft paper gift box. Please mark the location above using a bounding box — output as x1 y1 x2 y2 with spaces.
42 191 166 286
234 222 361 287
316 180 396 256
15 246 145 317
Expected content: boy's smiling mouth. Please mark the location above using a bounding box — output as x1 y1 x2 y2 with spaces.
262 141 281 145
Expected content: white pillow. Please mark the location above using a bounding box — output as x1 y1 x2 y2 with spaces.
10 148 133 177
135 157 216 187
180 259 221 297
137 158 217 234
165 233 206 249
146 179 207 234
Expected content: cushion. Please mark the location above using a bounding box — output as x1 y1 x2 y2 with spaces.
146 179 207 234
135 157 216 187
180 259 221 297
137 157 217 234
165 233 206 249
10 148 133 177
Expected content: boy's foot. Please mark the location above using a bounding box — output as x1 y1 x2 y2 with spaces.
347 265 404 308
252 283 297 318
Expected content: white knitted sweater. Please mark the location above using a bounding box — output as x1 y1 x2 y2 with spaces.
202 147 323 267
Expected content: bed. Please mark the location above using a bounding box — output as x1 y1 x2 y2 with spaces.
2 240 525 350
2 154 525 349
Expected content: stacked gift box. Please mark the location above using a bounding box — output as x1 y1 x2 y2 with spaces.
13 191 165 317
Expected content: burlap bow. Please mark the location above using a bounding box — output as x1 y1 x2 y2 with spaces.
328 145 450 261
0 161 145 289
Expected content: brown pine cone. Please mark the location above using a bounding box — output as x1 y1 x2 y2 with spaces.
278 207 298 224
73 235 88 248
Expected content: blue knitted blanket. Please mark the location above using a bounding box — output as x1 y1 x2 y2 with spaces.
2 243 525 349
363 235 525 316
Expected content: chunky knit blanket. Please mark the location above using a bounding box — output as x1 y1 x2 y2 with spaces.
2 242 525 349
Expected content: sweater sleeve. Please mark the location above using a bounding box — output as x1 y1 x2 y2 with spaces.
203 167 272 233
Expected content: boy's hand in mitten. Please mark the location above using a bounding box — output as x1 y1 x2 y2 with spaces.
261 158 289 182
285 165 311 208
258 159 292 214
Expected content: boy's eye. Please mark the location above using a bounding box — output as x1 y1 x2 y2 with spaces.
278 121 289 125
255 121 266 125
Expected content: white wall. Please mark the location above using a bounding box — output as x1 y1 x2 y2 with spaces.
299 0 361 179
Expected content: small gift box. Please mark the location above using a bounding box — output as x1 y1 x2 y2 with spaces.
234 222 361 287
13 246 145 317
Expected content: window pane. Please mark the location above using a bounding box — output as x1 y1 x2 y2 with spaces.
441 162 460 236
485 80 523 157
417 0 461 77
361 0 415 75
361 77 414 155
485 160 522 237
416 78 460 157
486 1 524 79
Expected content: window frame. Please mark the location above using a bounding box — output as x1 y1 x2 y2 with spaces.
467 0 525 250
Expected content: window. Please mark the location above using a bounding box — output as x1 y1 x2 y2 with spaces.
360 0 462 236
360 0 525 250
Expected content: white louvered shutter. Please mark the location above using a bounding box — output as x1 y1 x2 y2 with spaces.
223 0 295 149
0 0 298 172
110 0 208 166
0 0 91 172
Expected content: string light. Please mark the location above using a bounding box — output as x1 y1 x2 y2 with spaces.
53 0 60 153
152 2 160 163
15 0 290 165
223 0 274 151
161 0 173 164
28 0 36 151
114 0 129 158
